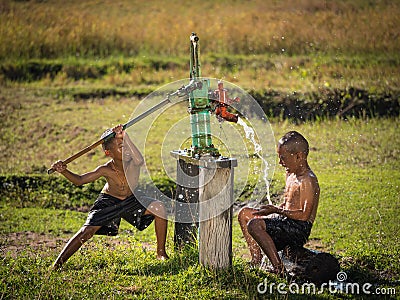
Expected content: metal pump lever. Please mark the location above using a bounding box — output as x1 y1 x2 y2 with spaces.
47 82 203 174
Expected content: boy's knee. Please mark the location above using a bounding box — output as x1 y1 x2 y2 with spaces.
238 207 252 222
237 207 246 221
247 218 265 236
79 226 98 240
148 201 166 216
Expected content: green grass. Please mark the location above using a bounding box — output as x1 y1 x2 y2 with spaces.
1 86 398 175
0 208 269 299
2 52 399 94
1 92 399 297
1 0 399 297
1 79 397 300
1 173 399 299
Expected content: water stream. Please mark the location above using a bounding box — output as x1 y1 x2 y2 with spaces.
237 117 272 204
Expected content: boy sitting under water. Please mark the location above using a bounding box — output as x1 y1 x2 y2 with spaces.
238 131 319 276
51 125 168 269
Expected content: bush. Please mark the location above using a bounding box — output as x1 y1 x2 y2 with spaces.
0 174 104 210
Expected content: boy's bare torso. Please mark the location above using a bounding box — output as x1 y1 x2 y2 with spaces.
282 170 319 223
101 159 141 200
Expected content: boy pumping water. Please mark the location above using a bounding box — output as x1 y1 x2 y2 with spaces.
51 125 168 269
238 131 319 276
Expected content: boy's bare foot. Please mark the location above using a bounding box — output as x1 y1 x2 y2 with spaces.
157 254 169 260
261 264 287 278
51 263 61 271
157 251 169 260
249 254 262 267
249 259 261 268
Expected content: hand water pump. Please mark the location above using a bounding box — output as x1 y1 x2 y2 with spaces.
187 32 239 158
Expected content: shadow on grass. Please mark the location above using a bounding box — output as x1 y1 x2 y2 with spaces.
121 244 200 276
344 263 399 287
119 246 347 299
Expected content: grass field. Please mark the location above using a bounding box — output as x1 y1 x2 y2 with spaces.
1 89 399 298
1 0 399 58
1 0 400 93
1 0 399 298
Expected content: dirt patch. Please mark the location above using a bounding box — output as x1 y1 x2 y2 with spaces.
1 230 325 261
0 231 155 258
0 231 69 258
304 238 327 251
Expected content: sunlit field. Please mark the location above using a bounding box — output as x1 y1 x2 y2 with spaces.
1 0 399 58
1 0 399 298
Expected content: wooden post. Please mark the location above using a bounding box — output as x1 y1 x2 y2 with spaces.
174 158 199 248
198 158 237 269
171 151 237 268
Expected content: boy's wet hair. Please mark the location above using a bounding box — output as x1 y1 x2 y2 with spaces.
101 128 115 151
278 131 309 155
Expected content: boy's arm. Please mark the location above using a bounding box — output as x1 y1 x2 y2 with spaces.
123 131 144 166
254 177 318 221
51 160 106 186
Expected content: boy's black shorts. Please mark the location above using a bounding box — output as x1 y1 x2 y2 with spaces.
84 189 155 236
264 215 312 251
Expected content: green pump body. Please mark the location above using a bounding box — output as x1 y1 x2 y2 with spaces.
188 33 219 157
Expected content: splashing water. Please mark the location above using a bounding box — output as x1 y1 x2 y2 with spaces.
237 117 272 204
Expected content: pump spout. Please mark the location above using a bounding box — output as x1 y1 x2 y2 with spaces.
215 106 238 123
213 80 239 123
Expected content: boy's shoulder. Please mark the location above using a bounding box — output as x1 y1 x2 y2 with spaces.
301 169 319 187
94 161 113 174
293 168 317 182
306 168 317 179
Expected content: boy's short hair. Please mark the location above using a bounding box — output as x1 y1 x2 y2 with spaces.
101 128 115 151
278 131 309 156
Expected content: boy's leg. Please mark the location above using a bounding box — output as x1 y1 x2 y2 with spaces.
247 218 285 275
52 225 101 269
144 201 169 259
238 207 263 265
